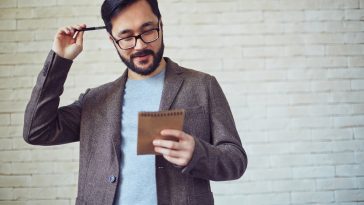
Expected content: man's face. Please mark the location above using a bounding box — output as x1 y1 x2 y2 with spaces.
110 0 164 76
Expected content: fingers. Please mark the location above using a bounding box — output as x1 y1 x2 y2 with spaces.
153 131 195 166
153 139 181 150
75 24 86 46
160 129 186 140
154 147 180 158
57 24 86 38
163 155 189 167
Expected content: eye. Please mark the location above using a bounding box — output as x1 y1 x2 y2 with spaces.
122 36 134 42
143 29 155 36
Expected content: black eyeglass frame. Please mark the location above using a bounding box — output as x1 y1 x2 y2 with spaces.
110 20 161 50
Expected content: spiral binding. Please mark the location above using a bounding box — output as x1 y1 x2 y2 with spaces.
140 110 185 117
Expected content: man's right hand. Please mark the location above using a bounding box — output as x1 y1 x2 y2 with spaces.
52 24 86 60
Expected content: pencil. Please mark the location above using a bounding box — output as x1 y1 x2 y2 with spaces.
75 26 106 31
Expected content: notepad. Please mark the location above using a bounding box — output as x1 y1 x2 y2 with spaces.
137 109 185 155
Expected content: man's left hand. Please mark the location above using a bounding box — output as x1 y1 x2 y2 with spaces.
153 129 195 167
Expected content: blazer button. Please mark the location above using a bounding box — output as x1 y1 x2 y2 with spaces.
107 175 117 183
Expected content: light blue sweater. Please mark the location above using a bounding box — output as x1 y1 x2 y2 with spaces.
114 69 165 205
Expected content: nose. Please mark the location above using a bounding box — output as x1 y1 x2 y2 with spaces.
134 38 147 50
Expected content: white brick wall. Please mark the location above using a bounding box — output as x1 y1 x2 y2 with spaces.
0 0 363 204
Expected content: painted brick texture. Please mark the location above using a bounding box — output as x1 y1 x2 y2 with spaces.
0 0 363 204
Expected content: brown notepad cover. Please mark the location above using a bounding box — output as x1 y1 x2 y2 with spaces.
137 109 185 155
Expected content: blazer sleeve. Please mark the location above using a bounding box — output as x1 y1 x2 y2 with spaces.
181 76 248 181
23 50 89 146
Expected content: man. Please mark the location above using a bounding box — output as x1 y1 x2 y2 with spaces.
23 0 248 204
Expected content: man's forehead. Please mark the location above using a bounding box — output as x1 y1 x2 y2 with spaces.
112 17 158 35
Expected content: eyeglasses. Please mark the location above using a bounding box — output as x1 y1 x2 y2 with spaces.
111 25 160 50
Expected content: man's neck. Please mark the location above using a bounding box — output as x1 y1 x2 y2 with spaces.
128 58 166 80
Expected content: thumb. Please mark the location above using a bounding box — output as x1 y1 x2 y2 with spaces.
75 30 84 47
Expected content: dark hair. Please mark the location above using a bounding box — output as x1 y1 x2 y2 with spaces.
101 0 162 34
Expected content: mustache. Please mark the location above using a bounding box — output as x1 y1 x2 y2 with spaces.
131 49 154 58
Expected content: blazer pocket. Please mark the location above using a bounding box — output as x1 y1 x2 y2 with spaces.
188 192 214 205
183 106 210 142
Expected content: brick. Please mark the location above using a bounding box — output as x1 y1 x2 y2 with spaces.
306 57 348 68
0 188 14 200
246 155 270 168
271 179 315 192
0 42 16 53
345 9 364 20
0 150 32 162
311 80 351 92
335 190 364 202
264 11 304 22
56 186 77 198
334 116 364 127
328 68 364 79
12 162 55 174
0 176 31 187
0 31 33 42
0 114 10 125
292 191 334 203
290 117 333 129
311 128 353 141
327 45 364 56
320 0 360 9
352 80 364 90
238 0 281 11
0 20 16 30
0 201 24 205
17 41 52 53
270 154 313 167
305 10 345 21
0 138 13 150
213 181 271 195
333 140 363 152
17 19 58 30
0 8 17 19
279 0 320 10
0 162 11 174
54 161 79 173
25 200 70 205
358 176 364 188
345 32 364 43
293 166 335 178
336 165 364 177
245 168 292 181
312 153 356 165
30 174 76 186
317 178 357 190
304 33 345 44
268 130 311 142
350 56 364 66
329 91 364 103
355 128 364 139
30 148 78 162
18 0 56 7
290 93 329 105
0 0 16 8
0 77 35 89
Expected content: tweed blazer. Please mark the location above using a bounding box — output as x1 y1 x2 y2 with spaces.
23 50 248 205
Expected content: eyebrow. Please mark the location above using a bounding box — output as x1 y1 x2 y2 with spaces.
116 21 156 37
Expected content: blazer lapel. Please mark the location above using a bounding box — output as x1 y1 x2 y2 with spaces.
159 58 184 111
106 69 128 164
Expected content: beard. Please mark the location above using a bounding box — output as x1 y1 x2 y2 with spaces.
116 42 164 76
